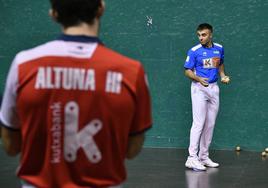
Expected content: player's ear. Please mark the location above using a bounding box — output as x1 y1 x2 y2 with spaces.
49 8 58 22
96 0 105 18
210 32 213 39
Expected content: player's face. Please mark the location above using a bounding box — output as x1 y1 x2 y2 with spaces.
197 29 212 47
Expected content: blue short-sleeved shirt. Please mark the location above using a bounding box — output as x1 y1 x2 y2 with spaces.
184 43 224 83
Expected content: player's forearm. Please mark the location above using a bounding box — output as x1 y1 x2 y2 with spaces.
219 64 226 78
126 133 145 159
1 126 21 156
184 69 200 82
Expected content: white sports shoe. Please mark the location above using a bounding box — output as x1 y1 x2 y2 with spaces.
200 158 219 168
185 157 206 171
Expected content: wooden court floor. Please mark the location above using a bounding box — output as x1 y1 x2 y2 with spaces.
0 147 267 188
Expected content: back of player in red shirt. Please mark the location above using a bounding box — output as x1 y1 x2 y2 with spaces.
0 1 152 188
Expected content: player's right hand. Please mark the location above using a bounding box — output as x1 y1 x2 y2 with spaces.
221 76 230 84
198 77 209 87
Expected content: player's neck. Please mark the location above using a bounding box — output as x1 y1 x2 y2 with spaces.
63 21 100 37
204 41 213 48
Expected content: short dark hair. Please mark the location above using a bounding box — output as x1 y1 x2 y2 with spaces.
49 0 102 28
197 23 213 33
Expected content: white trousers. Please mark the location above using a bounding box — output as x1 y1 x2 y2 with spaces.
188 82 219 160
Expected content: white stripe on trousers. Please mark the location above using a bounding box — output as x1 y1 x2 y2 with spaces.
188 82 219 160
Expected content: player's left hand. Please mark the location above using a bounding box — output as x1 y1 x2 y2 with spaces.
221 76 230 84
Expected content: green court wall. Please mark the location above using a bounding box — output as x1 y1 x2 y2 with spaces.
0 0 267 151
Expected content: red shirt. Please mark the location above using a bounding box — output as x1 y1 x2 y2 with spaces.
0 35 152 188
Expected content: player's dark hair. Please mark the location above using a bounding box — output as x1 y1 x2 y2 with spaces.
197 23 213 33
49 0 102 28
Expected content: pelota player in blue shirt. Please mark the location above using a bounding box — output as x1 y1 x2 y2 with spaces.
184 23 230 171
